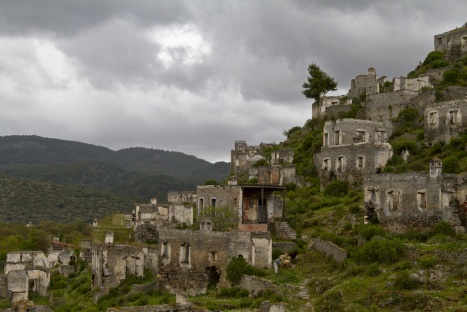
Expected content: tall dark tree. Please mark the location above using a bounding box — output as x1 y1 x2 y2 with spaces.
302 63 338 101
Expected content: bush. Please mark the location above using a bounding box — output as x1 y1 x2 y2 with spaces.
355 224 385 240
353 238 404 264
217 287 249 298
226 257 260 284
433 221 455 236
323 180 349 197
419 255 438 268
394 271 422 290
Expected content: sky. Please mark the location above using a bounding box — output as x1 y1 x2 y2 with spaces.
0 1 465 163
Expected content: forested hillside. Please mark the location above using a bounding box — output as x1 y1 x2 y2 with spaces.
0 136 229 208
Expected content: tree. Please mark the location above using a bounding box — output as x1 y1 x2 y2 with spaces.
302 63 338 101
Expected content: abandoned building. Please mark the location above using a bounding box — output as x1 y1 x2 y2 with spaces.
424 97 467 145
231 140 274 175
314 118 393 189
1 252 50 304
157 229 271 295
196 184 284 232
364 158 467 232
91 238 158 292
133 197 193 230
434 22 467 60
311 93 353 119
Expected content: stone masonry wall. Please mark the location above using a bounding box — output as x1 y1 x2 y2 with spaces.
425 98 467 144
364 173 462 230
311 238 347 263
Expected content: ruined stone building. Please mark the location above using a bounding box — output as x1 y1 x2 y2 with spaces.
157 229 271 295
91 240 158 292
231 140 274 175
364 158 467 232
196 184 284 232
435 22 467 60
424 97 467 145
314 118 393 189
2 252 50 304
230 140 299 187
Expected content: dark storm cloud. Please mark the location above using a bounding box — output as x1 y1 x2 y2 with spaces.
0 0 466 162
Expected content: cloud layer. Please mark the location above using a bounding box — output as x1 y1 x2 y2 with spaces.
0 0 465 162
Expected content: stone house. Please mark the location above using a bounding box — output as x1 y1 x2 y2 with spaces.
314 118 393 189
196 185 285 232
424 97 467 145
434 22 467 60
230 141 273 175
364 159 466 232
91 241 158 292
157 228 271 296
3 252 50 304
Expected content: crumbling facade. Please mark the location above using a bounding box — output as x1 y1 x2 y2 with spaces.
157 229 271 295
3 252 50 304
364 159 466 231
196 185 284 232
424 97 467 145
434 22 467 60
314 119 393 189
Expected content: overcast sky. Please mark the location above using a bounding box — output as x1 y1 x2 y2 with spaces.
0 1 465 162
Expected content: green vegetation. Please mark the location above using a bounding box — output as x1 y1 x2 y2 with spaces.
194 205 239 231
302 63 338 101
226 256 266 284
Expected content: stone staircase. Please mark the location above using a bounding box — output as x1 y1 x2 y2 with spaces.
270 221 297 240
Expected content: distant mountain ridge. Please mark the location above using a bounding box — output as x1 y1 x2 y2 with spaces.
0 135 230 211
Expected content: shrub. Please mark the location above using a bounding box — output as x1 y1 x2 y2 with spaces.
225 257 264 284
419 255 438 268
323 180 349 197
433 221 455 236
394 260 413 271
394 271 422 290
217 287 249 298
353 238 404 264
355 224 385 240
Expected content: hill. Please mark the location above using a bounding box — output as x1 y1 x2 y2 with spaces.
0 135 230 204
0 175 134 224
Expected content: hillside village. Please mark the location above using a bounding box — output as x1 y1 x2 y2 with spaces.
1 23 467 311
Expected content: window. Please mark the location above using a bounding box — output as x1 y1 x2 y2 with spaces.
322 158 331 171
354 130 366 143
448 110 459 125
199 198 204 209
428 111 438 126
356 156 365 169
209 252 217 262
337 156 346 173
323 132 329 147
387 190 399 211
375 130 387 143
334 130 341 146
180 243 190 264
417 191 427 210
210 198 216 207
162 241 169 258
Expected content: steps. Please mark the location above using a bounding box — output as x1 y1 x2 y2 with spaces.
270 221 297 240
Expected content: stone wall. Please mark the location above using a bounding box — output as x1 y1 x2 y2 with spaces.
314 142 392 189
92 244 158 292
238 275 279 297
310 238 347 263
434 23 467 60
425 98 467 144
157 229 271 295
196 185 242 217
363 172 464 230
322 118 392 147
231 141 273 175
